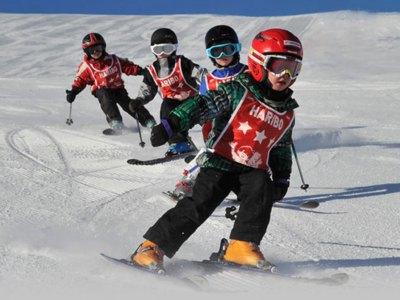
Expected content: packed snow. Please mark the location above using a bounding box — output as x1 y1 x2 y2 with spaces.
0 10 399 299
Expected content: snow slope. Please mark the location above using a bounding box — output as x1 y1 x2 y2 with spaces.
1 11 400 299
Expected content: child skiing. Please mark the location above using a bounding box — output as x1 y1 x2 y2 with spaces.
128 28 208 156
168 25 248 201
131 28 304 272
66 33 156 135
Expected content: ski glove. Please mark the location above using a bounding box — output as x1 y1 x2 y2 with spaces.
136 66 144 76
129 99 143 113
273 179 289 202
150 115 179 147
66 87 81 103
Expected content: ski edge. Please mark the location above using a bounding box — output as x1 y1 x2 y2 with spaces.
225 198 319 210
127 151 196 166
100 253 209 291
275 200 320 209
187 259 349 286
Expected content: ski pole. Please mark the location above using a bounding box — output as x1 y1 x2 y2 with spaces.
291 139 309 191
66 103 73 125
135 114 145 148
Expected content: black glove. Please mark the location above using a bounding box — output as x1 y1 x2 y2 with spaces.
136 66 144 76
150 116 179 147
129 99 143 113
66 87 81 103
273 179 289 202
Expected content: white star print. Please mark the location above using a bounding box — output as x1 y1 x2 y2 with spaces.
238 121 252 134
254 130 267 144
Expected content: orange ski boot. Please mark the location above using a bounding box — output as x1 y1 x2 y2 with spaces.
223 239 272 270
131 240 165 274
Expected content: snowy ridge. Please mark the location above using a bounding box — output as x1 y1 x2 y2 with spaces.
1 11 400 299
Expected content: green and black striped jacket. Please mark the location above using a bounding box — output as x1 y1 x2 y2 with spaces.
170 73 299 180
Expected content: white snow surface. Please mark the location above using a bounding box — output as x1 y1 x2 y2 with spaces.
1 11 400 300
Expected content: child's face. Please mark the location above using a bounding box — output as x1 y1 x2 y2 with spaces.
157 53 171 59
90 52 103 60
268 72 291 91
215 55 234 67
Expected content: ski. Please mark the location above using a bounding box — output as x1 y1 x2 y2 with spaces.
225 198 319 209
102 127 127 135
127 151 195 166
274 200 319 209
162 191 182 202
188 259 349 286
183 238 348 287
103 128 119 135
184 154 196 164
100 253 209 291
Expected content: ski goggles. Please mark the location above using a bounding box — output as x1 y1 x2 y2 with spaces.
250 48 302 80
86 44 105 55
150 43 178 55
206 43 242 59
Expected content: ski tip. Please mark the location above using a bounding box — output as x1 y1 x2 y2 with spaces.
184 154 196 164
127 159 139 165
299 200 319 209
162 191 179 202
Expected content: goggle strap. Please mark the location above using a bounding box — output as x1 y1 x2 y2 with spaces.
249 48 265 66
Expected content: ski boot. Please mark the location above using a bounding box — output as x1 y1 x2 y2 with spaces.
131 240 165 274
211 238 276 272
165 142 192 157
110 120 126 135
103 120 126 135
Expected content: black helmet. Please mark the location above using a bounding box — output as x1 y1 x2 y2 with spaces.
205 25 239 49
82 33 106 50
205 25 241 68
151 28 178 45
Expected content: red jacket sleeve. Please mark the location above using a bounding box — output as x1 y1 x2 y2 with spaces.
71 62 93 91
117 56 140 76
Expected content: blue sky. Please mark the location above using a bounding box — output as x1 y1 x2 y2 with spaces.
1 0 399 16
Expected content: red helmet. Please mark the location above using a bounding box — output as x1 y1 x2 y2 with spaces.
248 29 303 83
82 33 106 50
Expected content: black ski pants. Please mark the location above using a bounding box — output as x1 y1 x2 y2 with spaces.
94 88 154 127
143 167 274 258
160 98 188 144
